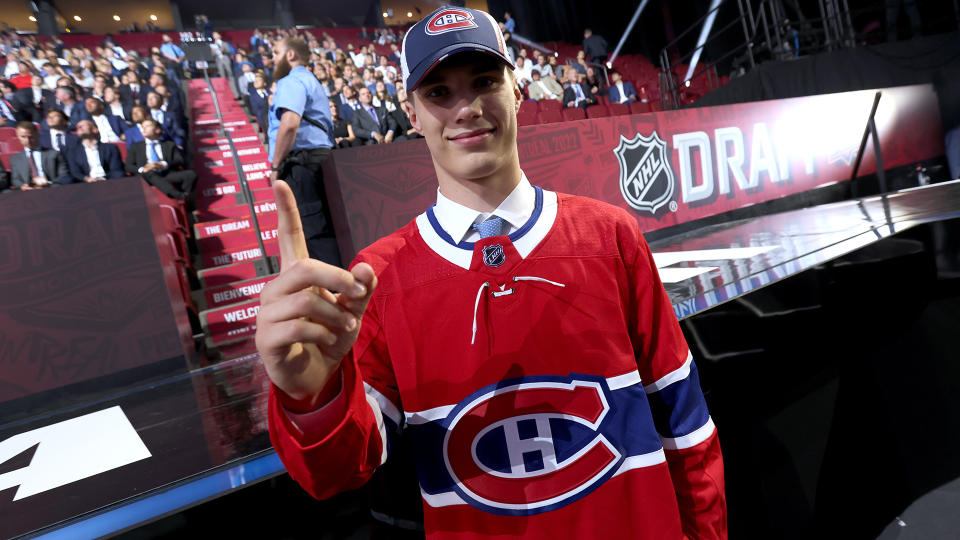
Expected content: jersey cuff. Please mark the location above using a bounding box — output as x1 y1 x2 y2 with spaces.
281 370 348 443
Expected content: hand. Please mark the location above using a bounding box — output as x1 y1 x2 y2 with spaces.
384 132 394 143
567 101 575 107
255 180 377 411
32 177 49 187
372 132 384 143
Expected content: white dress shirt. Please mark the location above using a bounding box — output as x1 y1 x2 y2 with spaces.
109 102 126 118
432 174 535 244
613 82 627 103
26 149 46 180
92 114 121 142
84 144 107 178
49 128 66 151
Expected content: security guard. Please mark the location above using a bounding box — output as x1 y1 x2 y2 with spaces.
268 37 340 265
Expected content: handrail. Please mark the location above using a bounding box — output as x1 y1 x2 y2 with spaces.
202 70 275 274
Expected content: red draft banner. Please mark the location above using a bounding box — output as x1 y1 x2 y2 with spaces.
322 84 943 262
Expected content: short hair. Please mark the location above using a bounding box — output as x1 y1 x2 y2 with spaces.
46 109 68 121
16 120 37 132
282 37 310 63
141 118 159 129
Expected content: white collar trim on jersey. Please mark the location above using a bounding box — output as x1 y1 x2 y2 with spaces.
433 174 536 245
417 179 558 270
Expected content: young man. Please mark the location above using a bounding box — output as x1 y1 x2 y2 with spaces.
257 7 726 539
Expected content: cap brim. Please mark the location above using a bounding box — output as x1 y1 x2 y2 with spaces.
406 43 514 91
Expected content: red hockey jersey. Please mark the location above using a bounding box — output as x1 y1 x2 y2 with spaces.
269 187 726 538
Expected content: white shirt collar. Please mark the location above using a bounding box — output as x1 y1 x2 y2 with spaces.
433 172 535 244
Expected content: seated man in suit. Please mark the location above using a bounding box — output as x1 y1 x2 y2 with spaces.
527 70 563 102
14 75 55 123
350 86 397 145
145 91 185 148
10 121 71 189
66 120 125 183
45 86 87 130
608 71 638 105
152 83 185 128
1 81 20 126
125 118 196 200
562 68 597 110
40 109 80 153
389 89 422 142
119 73 149 108
103 86 132 125
84 97 125 143
337 84 359 122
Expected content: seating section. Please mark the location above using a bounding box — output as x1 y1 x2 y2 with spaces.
183 77 280 360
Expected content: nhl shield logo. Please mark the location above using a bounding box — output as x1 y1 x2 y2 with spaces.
482 244 505 267
614 131 676 215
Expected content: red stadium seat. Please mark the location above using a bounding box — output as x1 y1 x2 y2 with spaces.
629 102 651 115
539 100 562 112
586 105 609 118
519 100 538 115
598 95 610 106
538 110 563 124
562 108 586 121
0 127 16 141
608 103 630 116
517 110 538 126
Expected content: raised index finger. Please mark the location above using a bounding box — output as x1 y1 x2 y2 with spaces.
273 180 309 270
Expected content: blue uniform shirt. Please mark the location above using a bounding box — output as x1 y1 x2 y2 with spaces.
268 65 333 162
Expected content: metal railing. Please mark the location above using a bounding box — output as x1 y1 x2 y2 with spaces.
657 0 859 109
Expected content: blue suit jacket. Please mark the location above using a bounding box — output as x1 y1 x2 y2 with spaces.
125 124 173 148
92 114 127 142
65 142 126 181
608 82 638 104
39 129 80 153
248 89 270 125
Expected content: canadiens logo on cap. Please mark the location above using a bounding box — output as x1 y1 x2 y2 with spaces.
425 9 478 35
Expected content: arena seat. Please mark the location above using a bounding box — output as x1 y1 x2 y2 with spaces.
538 110 563 124
630 102 651 115
586 105 610 118
608 103 630 116
519 100 538 115
517 110 538 126
562 108 586 121
539 100 562 112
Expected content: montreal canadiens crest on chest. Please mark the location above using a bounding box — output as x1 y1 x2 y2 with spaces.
425 9 479 35
614 131 676 215
440 374 625 515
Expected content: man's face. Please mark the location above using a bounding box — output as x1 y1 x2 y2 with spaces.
76 120 97 138
85 98 104 115
566 70 579 84
47 112 67 130
409 53 521 184
104 87 117 103
16 127 38 149
55 88 72 103
142 121 160 139
131 107 146 123
342 86 355 100
358 87 372 105
611 72 621 84
147 93 162 109
150 74 163 88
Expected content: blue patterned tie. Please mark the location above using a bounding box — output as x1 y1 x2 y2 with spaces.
473 216 506 239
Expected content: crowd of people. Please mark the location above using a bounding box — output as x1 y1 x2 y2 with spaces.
0 15 634 194
0 29 195 196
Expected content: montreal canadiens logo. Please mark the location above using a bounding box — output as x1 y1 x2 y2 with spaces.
482 244 505 267
614 131 676 215
442 376 623 515
425 9 478 35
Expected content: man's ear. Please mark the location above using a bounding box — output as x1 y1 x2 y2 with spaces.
514 81 522 113
407 94 422 133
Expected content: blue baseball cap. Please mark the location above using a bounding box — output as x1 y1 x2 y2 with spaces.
401 6 514 91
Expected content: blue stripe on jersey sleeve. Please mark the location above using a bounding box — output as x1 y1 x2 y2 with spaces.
647 361 711 439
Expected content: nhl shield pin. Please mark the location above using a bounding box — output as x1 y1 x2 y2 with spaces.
482 244 505 267
614 131 676 215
